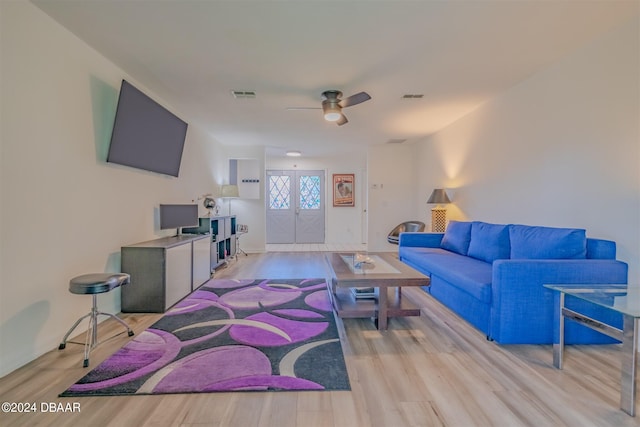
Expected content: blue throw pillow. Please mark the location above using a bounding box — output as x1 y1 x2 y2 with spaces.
510 225 587 259
440 220 472 255
467 222 511 263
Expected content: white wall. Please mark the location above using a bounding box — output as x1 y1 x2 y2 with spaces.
0 2 222 377
414 16 640 279
267 153 367 245
367 143 421 252
223 146 267 253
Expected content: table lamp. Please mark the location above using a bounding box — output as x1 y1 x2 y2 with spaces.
427 188 451 232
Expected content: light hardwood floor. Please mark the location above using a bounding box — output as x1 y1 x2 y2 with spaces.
264 243 368 253
0 252 638 426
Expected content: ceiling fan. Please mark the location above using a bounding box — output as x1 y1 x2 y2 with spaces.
288 90 371 126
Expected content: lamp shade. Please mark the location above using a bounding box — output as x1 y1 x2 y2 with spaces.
427 188 451 204
220 184 239 198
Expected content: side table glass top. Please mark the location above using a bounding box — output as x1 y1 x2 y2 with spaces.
544 284 640 318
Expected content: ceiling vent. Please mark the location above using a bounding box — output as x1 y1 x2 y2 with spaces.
387 138 407 144
231 90 256 99
402 94 424 99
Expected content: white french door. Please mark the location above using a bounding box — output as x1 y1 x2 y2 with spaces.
266 170 325 244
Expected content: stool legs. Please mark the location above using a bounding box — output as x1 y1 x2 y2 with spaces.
83 298 98 367
59 294 134 367
58 313 93 349
236 236 247 256
98 310 134 334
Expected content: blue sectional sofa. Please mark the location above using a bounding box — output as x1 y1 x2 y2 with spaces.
398 221 628 344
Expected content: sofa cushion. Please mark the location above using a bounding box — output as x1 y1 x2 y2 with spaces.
400 246 493 303
440 220 472 255
398 246 449 273
467 222 511 263
509 225 587 259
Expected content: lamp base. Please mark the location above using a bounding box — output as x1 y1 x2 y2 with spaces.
431 208 447 232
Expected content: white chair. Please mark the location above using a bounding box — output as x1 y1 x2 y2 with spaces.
387 221 426 245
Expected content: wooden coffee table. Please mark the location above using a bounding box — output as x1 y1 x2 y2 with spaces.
325 252 429 330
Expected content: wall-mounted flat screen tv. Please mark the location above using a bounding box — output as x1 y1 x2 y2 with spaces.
107 80 188 177
159 204 199 230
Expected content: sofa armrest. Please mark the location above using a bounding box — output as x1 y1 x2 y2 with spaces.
489 259 628 343
586 238 616 259
398 232 443 248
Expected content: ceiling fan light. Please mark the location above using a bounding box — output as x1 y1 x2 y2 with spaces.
322 100 341 122
324 111 341 122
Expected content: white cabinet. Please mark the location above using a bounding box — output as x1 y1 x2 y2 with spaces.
121 234 209 313
165 242 192 309
192 236 211 289
183 216 236 270
230 158 260 199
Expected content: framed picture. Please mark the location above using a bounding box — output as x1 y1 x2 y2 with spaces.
333 174 355 207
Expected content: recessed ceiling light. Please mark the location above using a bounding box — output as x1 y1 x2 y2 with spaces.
286 150 302 157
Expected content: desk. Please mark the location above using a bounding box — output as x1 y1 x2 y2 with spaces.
545 284 638 416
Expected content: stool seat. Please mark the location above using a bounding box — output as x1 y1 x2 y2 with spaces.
60 272 133 367
69 273 130 295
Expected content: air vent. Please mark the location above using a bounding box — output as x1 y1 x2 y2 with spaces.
402 94 424 99
231 90 256 99
387 139 407 144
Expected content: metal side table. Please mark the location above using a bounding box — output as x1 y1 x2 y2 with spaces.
545 284 638 416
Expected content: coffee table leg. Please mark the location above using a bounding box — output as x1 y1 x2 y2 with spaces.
378 287 388 330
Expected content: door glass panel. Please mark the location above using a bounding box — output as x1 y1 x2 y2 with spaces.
299 175 320 210
269 175 290 209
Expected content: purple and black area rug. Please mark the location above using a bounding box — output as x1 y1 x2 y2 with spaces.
60 278 350 396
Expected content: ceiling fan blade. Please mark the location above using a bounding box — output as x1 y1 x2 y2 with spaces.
339 91 371 108
336 114 348 126
286 107 321 111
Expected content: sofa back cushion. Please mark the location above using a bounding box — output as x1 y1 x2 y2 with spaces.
467 221 511 263
509 224 587 259
440 220 472 255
